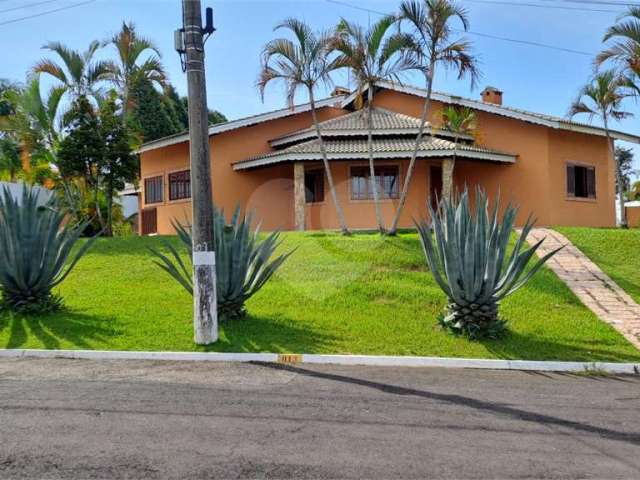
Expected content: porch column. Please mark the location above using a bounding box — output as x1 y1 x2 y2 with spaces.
294 162 305 231
442 158 454 200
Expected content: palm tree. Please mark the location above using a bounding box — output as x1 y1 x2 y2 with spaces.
0 76 64 169
32 40 110 103
388 0 480 235
568 70 633 228
103 22 166 123
0 138 21 181
440 105 475 199
258 18 350 235
596 7 640 84
332 15 420 233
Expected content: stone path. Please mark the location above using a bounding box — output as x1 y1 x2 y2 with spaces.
525 228 640 350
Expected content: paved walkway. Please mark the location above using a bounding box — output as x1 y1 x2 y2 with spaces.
526 228 640 349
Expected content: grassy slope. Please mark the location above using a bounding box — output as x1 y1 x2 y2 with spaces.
556 227 640 305
0 232 637 361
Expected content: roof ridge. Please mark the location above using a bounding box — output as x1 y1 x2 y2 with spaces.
271 106 424 143
368 80 640 144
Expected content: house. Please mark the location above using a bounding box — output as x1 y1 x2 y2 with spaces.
137 81 640 235
625 201 640 228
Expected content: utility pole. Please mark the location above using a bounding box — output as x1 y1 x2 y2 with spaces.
180 0 217 344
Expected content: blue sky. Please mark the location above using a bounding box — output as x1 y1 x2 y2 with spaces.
0 0 638 174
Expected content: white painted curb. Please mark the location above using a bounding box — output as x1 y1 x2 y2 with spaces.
0 349 638 374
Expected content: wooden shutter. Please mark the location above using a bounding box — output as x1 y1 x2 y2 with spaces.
587 167 596 198
566 164 575 197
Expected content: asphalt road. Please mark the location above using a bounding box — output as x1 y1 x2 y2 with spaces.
0 358 639 479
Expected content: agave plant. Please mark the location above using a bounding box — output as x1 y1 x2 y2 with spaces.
151 206 293 320
416 188 561 339
0 186 96 313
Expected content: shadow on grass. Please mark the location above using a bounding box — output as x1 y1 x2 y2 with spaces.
202 313 340 354
480 330 640 363
311 233 425 270
76 236 183 258
0 310 120 350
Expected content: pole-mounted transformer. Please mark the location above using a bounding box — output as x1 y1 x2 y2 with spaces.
175 6 215 71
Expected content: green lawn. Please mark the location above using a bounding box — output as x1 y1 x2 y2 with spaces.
556 227 640 305
0 232 638 361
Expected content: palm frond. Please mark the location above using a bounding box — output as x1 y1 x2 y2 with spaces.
32 59 68 86
367 15 398 55
438 39 481 87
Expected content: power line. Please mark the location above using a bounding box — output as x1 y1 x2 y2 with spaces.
458 29 593 55
462 0 623 13
326 0 389 16
0 0 96 27
0 0 60 15
325 0 595 56
535 0 639 6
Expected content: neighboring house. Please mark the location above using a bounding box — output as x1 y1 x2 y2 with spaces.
137 81 640 235
118 183 140 219
625 200 640 228
116 183 141 235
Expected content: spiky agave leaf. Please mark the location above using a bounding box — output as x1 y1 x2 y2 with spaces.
149 205 294 320
416 187 562 339
0 185 97 313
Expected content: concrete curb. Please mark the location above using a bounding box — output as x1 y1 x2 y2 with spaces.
0 349 638 374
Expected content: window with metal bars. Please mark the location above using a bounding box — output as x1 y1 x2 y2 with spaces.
350 165 399 200
144 176 163 204
169 170 191 201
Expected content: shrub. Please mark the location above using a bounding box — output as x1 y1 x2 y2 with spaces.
416 188 561 339
151 206 293 320
0 186 97 313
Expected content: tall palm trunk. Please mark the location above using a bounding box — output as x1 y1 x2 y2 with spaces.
605 115 627 228
308 87 349 235
122 82 129 126
19 142 31 173
93 182 105 232
389 57 436 235
106 178 114 237
367 87 385 233
442 135 457 200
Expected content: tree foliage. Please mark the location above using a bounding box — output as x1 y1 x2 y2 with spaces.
58 94 137 235
103 21 166 122
615 145 635 194
58 96 104 186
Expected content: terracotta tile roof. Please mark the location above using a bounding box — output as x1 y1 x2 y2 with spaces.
309 107 423 130
233 136 516 170
370 80 640 143
270 107 443 147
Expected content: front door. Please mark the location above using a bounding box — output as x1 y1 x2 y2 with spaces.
429 165 443 211
141 208 157 235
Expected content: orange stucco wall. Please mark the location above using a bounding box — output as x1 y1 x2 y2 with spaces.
140 105 345 234
627 206 640 228
372 89 615 227
139 88 616 234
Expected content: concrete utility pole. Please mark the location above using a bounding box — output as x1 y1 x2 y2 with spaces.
181 0 217 344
